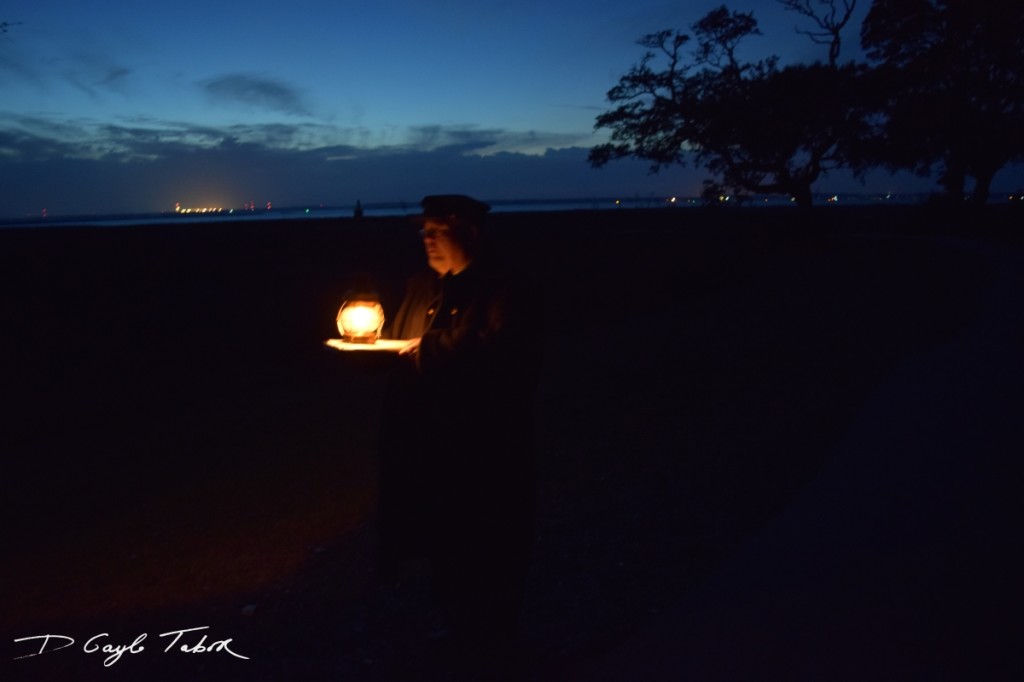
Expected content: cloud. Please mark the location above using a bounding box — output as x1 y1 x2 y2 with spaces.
0 114 346 163
0 125 707 218
49 50 138 99
406 125 499 153
0 112 705 217
0 35 135 99
0 35 41 85
5 112 979 220
493 129 595 155
0 127 79 161
200 74 311 116
403 124 592 155
0 110 596 165
97 66 132 89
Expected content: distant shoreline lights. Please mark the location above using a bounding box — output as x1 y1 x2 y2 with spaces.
174 201 273 214
174 202 230 215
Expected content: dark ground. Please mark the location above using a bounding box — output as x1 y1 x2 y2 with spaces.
1 205 1020 680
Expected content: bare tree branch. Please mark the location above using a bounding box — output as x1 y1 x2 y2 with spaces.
778 0 856 66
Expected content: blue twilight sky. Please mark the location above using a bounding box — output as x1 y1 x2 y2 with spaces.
0 0 1017 217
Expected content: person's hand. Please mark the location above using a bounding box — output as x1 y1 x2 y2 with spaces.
398 337 421 356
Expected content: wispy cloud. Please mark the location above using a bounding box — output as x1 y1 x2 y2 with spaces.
50 49 138 99
0 31 136 100
404 124 592 155
200 73 311 116
406 125 499 153
0 113 695 217
97 66 132 89
0 114 345 160
0 37 41 85
0 112 594 162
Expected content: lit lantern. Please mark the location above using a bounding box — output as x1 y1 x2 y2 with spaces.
336 295 385 344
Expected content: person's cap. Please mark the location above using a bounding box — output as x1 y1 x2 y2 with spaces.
417 194 491 224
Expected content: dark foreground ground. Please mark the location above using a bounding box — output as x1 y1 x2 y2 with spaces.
1 206 1021 680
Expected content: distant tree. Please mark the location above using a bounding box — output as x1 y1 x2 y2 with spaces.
861 0 1024 204
779 0 857 67
590 4 869 208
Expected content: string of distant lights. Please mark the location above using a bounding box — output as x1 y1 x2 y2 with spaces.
173 201 273 214
169 191 1023 217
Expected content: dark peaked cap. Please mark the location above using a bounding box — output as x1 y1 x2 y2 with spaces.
418 194 491 224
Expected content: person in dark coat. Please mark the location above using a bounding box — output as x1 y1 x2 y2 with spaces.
376 195 541 642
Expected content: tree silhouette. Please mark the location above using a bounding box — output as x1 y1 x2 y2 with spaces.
590 4 867 207
861 0 1024 204
779 0 857 67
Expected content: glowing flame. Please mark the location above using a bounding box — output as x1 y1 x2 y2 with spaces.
336 299 385 343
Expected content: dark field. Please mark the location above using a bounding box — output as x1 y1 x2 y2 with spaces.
2 206 1021 680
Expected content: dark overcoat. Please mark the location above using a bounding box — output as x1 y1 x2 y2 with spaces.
376 258 542 630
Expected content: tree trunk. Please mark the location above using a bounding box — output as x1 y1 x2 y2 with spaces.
971 167 997 205
939 156 967 201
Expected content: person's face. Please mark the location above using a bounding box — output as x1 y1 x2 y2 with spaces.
421 218 471 275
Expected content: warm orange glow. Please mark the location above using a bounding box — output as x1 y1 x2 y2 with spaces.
325 338 407 352
336 299 384 343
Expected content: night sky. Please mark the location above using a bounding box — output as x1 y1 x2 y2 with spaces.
0 1 1018 218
